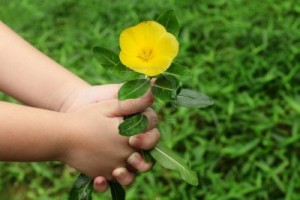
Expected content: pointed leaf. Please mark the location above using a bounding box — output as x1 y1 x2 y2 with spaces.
163 63 191 81
118 78 150 100
119 113 149 136
151 74 181 101
150 142 198 186
172 89 214 108
93 46 141 80
93 46 119 67
111 63 141 80
156 9 180 36
109 181 125 200
68 174 93 200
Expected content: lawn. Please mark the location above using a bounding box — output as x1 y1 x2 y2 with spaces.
0 0 299 199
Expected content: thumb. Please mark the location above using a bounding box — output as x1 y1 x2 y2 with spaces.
113 91 154 116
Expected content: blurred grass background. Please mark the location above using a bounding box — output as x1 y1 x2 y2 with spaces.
0 0 300 199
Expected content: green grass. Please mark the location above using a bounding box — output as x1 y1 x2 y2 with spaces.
1 0 300 199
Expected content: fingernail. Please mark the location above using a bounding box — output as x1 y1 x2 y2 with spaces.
95 179 104 186
129 136 140 146
114 168 126 179
128 152 140 165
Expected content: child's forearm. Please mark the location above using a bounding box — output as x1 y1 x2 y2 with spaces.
0 101 68 161
0 21 89 111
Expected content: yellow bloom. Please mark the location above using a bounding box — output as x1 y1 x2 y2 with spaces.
119 21 179 76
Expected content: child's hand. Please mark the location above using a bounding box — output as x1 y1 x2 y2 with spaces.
59 84 121 113
59 89 160 190
59 84 160 191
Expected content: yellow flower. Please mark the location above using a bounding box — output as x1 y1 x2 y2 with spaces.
119 21 179 76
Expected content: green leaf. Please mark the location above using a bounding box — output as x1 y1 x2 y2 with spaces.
93 46 119 67
151 74 181 101
142 150 156 163
68 173 93 200
109 181 125 200
119 113 149 136
118 78 150 100
172 89 214 108
93 46 141 80
163 63 191 81
111 63 141 80
156 9 180 36
150 142 198 186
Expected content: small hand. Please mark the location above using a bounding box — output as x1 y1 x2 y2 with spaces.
60 84 160 191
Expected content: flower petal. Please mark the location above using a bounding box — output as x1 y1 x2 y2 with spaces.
143 56 173 76
120 28 141 56
155 33 179 60
120 51 172 76
130 21 166 49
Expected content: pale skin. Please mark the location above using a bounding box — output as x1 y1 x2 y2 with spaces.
0 21 160 191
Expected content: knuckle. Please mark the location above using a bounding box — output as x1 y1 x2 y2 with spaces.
118 104 128 116
141 92 154 104
128 99 136 108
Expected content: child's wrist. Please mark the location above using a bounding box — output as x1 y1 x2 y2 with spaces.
54 111 90 166
52 112 77 163
46 81 90 112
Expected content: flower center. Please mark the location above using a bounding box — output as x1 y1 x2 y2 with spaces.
137 49 153 62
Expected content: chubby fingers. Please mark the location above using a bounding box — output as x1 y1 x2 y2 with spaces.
109 91 154 117
127 128 160 172
112 167 136 186
129 128 160 150
127 152 152 172
94 169 137 189
127 129 158 172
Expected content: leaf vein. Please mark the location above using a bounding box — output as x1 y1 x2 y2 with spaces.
154 146 189 173
123 79 149 99
153 84 174 91
123 115 144 132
